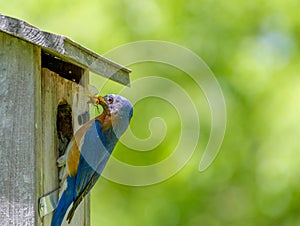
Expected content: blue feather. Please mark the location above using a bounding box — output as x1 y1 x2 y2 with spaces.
51 177 75 226
75 120 116 196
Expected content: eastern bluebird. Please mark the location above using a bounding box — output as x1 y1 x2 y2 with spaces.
51 94 133 226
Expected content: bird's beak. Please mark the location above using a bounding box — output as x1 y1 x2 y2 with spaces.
97 96 108 111
88 95 109 111
97 96 106 106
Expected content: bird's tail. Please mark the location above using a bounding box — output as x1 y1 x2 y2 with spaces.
51 179 74 226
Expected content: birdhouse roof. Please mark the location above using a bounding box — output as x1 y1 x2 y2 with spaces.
0 14 130 85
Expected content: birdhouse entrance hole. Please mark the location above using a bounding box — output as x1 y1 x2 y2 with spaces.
57 101 73 158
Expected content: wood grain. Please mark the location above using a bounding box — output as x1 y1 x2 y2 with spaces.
41 68 90 226
0 28 40 226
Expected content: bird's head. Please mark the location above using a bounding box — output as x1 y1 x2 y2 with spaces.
97 94 133 137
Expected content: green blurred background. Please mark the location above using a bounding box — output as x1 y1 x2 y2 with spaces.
2 0 300 225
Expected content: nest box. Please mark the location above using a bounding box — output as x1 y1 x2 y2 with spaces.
0 14 131 226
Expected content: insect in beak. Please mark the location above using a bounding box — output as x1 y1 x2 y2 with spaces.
96 96 109 112
96 96 106 106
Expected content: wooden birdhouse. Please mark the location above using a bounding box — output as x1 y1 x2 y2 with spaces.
0 14 130 226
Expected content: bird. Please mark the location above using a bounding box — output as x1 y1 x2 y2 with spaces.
51 94 133 226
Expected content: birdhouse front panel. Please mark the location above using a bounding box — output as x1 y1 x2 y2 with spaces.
40 65 90 226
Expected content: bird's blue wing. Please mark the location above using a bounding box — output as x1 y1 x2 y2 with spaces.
65 119 114 222
75 120 111 197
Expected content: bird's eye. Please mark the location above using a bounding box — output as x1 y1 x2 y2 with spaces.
107 96 114 104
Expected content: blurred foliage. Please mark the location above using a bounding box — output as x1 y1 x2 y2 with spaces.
2 0 300 225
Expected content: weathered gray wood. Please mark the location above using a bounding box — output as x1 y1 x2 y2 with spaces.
41 68 90 226
41 68 60 226
0 14 131 86
0 29 41 226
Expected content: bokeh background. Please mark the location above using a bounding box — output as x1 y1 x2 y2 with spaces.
2 1 300 225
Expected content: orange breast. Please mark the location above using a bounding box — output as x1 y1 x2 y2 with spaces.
96 112 112 132
67 119 95 176
67 140 80 177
